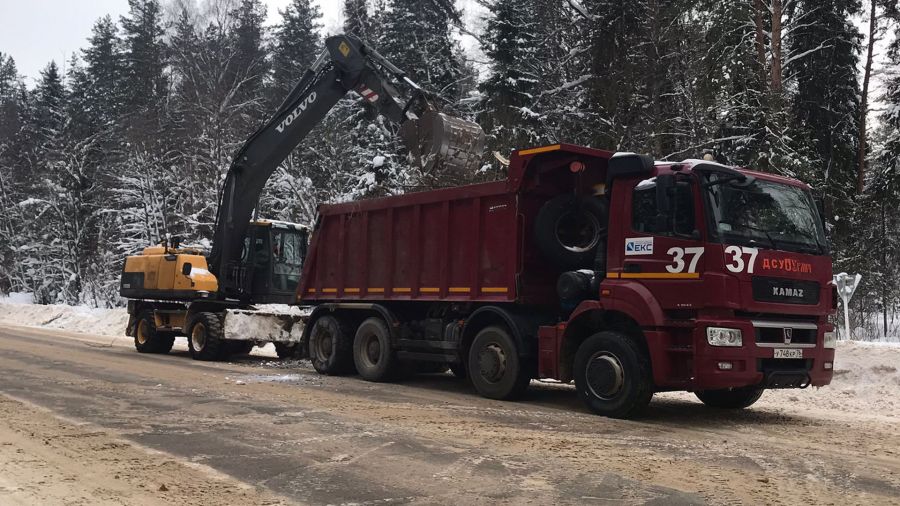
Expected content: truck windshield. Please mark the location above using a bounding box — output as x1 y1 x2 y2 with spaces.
703 175 826 255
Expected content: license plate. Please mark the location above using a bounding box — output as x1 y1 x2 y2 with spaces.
773 348 803 359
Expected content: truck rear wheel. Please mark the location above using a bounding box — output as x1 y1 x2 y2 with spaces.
468 326 530 400
134 310 175 354
187 312 226 361
695 387 764 409
353 317 396 382
308 315 355 375
574 331 652 418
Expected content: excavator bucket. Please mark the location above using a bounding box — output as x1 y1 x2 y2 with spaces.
402 110 486 174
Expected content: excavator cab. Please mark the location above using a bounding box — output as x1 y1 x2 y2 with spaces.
232 220 309 304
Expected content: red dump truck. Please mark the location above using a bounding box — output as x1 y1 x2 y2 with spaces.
297 143 836 418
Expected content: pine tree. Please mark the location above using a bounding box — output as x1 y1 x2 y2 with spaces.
379 0 464 100
228 0 269 132
344 0 370 38
788 0 862 191
120 0 167 139
271 0 322 101
477 0 543 153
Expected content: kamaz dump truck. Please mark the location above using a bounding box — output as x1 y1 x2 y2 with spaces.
297 144 836 418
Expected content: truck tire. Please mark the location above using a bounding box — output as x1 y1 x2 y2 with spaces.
187 312 226 361
535 194 607 270
353 317 397 382
574 331 653 418
308 315 355 375
695 387 764 409
467 326 530 400
274 342 300 359
134 310 175 354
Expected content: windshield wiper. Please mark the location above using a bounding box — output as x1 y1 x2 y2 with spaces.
723 223 779 250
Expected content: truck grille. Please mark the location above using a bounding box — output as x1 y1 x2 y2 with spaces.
752 320 817 346
755 326 817 345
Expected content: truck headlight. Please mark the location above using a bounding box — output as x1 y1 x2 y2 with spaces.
707 327 743 347
823 331 836 349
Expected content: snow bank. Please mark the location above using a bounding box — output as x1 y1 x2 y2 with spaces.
0 302 278 358
0 301 128 336
0 292 34 304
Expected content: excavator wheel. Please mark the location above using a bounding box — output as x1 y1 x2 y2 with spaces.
187 312 227 361
134 310 175 354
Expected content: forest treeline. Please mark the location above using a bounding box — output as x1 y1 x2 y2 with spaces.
0 0 899 337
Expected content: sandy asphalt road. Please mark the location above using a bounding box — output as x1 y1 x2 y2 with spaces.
0 324 898 505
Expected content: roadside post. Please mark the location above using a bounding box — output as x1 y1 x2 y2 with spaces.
833 273 862 340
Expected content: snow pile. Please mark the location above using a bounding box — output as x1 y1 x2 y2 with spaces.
223 306 305 343
0 292 35 305
0 301 128 336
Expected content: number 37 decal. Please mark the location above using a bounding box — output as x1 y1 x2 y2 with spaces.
666 247 704 273
724 245 759 274
666 245 759 274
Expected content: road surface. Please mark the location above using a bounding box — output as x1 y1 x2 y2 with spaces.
0 324 898 505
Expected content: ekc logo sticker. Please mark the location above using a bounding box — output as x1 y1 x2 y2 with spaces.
625 237 654 256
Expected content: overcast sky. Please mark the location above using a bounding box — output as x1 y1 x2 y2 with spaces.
0 0 343 84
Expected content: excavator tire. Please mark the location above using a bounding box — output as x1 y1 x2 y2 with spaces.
535 194 608 271
134 310 175 354
187 312 226 361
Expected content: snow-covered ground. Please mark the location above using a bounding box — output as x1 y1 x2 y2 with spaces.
1 299 898 419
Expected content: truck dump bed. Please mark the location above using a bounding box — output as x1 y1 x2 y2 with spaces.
299 180 519 303
298 144 617 306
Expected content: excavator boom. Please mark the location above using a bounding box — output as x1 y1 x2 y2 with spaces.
208 34 485 299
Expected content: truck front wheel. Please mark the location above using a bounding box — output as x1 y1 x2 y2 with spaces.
353 317 396 381
468 326 530 400
574 332 653 418
695 387 764 409
187 312 226 361
134 310 175 354
308 315 355 375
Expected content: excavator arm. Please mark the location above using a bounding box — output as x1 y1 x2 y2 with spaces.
207 34 485 298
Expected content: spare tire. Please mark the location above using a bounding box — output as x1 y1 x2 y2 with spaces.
535 194 608 270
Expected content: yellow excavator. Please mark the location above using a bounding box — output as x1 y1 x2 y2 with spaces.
120 34 485 361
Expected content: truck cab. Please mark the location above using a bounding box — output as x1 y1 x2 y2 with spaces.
596 160 835 393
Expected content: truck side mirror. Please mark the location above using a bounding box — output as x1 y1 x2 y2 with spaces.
182 262 193 276
655 174 674 230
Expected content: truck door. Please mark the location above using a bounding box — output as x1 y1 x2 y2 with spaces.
614 175 706 311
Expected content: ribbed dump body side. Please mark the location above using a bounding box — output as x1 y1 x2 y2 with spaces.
298 180 520 303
